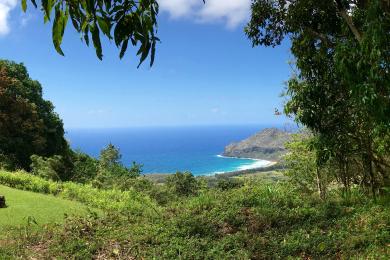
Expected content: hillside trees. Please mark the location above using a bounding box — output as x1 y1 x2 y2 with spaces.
28 143 143 186
92 143 142 189
247 0 390 196
0 60 69 170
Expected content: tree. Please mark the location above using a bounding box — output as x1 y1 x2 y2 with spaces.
22 0 159 67
246 0 390 195
93 143 142 189
99 143 122 170
0 60 69 170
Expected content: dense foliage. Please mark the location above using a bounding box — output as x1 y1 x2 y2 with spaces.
0 60 69 170
246 0 390 198
29 143 143 189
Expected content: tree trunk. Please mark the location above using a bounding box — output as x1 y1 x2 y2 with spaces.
316 167 326 200
0 195 6 208
363 151 376 199
334 0 363 43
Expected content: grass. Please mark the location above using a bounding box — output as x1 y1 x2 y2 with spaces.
2 180 389 259
0 185 90 232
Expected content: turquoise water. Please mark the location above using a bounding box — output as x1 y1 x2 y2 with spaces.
65 125 275 176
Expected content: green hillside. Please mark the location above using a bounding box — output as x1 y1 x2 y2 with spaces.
0 171 388 259
0 185 90 232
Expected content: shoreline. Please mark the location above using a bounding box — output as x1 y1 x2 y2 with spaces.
214 154 277 173
144 161 283 184
145 155 278 178
216 154 275 161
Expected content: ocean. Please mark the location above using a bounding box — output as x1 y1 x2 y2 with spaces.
65 125 278 176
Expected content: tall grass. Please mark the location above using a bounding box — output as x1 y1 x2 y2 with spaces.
0 171 159 217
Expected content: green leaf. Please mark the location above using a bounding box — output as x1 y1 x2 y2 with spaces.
42 0 54 21
52 6 68 56
84 32 90 46
91 24 103 60
104 0 111 10
119 39 128 59
69 7 80 31
317 242 326 252
30 0 37 8
137 41 151 68
114 17 128 46
97 16 111 38
150 40 156 67
22 0 27 12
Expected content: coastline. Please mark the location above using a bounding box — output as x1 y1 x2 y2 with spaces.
216 154 275 161
145 155 279 181
144 161 284 184
215 154 277 172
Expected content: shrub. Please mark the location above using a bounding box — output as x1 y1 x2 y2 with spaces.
166 172 200 196
71 151 99 183
0 154 17 171
30 155 62 181
216 177 244 191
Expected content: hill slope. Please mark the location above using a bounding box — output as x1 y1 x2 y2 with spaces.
223 128 292 161
0 185 89 231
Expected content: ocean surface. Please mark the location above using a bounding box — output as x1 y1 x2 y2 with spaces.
65 125 278 176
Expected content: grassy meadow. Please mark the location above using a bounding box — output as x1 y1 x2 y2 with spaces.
0 185 90 232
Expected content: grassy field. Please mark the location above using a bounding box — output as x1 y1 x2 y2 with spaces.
0 185 90 232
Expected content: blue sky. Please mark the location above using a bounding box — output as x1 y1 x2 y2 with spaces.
0 0 292 128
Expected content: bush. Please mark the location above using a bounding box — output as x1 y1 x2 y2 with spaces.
0 154 17 171
30 155 62 181
71 151 99 183
216 177 244 191
166 172 200 196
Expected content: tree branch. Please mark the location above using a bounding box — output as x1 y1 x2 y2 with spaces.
305 28 335 48
334 0 363 43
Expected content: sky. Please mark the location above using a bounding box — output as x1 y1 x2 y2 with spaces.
0 0 293 129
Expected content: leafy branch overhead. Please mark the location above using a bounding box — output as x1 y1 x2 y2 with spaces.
21 0 160 67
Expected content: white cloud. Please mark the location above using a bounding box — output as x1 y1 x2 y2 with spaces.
0 0 17 35
20 12 35 27
159 0 199 18
159 0 251 28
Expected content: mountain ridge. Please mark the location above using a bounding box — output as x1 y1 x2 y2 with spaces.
222 128 292 161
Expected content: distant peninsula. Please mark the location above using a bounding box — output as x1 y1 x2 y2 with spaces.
222 128 292 161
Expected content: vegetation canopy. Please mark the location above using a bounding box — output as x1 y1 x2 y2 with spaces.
246 0 390 198
0 60 69 171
